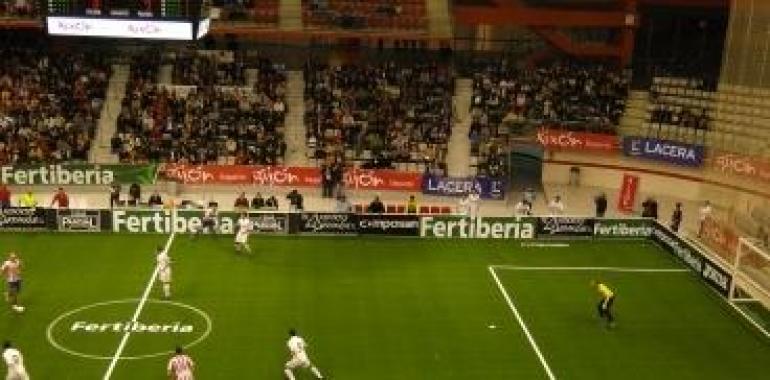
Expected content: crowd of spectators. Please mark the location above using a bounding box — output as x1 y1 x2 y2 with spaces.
172 50 248 87
468 61 629 176
649 103 709 131
0 47 110 164
304 60 453 170
113 52 288 164
0 0 36 17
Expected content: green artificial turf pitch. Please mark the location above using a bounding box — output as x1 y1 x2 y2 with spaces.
0 233 768 379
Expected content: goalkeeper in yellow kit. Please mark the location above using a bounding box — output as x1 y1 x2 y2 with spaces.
592 280 616 328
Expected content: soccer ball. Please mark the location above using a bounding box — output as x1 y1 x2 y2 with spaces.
13 305 24 313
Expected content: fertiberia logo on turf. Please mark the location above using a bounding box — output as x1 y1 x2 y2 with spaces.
47 299 212 360
420 216 535 239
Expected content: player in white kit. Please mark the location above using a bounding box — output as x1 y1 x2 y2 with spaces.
234 213 252 253
284 329 324 380
167 346 194 380
1 253 23 313
2 341 29 380
156 246 172 299
195 204 218 236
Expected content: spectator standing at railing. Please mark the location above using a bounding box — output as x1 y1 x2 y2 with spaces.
468 190 481 219
0 186 10 209
670 203 683 233
698 201 712 238
19 191 36 208
594 193 608 218
50 188 69 209
129 183 141 206
109 184 121 209
458 194 470 216
321 163 334 198
287 189 304 211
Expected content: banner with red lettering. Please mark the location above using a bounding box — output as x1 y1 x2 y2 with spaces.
158 164 422 191
708 151 770 185
536 128 619 151
700 217 739 263
617 174 639 213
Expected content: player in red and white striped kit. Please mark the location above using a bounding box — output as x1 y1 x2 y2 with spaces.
167 347 195 380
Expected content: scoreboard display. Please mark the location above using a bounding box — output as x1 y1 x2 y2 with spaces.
45 0 211 40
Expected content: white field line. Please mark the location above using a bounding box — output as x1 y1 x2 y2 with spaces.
726 301 770 339
103 232 176 380
491 265 689 273
488 266 557 380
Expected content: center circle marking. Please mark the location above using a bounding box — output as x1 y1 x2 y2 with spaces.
46 298 212 360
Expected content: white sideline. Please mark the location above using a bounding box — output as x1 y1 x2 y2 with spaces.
102 232 176 380
488 266 557 380
491 265 689 273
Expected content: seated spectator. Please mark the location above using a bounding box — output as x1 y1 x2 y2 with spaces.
514 198 532 216
19 191 36 208
265 195 279 209
548 196 565 216
335 194 352 213
148 191 163 207
367 196 385 214
251 193 265 209
286 189 304 211
406 195 417 214
234 192 249 210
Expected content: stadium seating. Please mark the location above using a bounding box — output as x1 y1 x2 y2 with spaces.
215 0 280 25
302 0 427 31
304 60 454 171
0 48 110 163
113 51 288 164
647 76 770 156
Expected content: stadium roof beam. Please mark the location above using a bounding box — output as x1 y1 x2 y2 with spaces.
453 6 631 28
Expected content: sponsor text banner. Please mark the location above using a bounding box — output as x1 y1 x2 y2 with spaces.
623 137 705 167
708 151 770 184
536 217 595 237
299 213 358 234
1 164 158 185
422 176 506 199
420 216 535 239
536 128 619 151
357 214 420 236
0 207 50 230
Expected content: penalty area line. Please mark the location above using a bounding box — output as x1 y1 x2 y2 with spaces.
491 265 689 273
488 266 557 380
102 232 176 380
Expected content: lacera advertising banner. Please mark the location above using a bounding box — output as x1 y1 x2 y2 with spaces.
536 128 619 151
0 164 158 185
422 176 506 199
111 209 288 234
623 137 705 167
651 222 732 296
419 216 535 239
357 214 420 236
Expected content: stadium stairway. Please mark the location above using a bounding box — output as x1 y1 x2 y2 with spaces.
283 70 309 166
90 64 130 164
619 90 650 137
427 0 453 39
245 68 259 87
446 78 473 177
279 0 302 31
158 64 173 85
